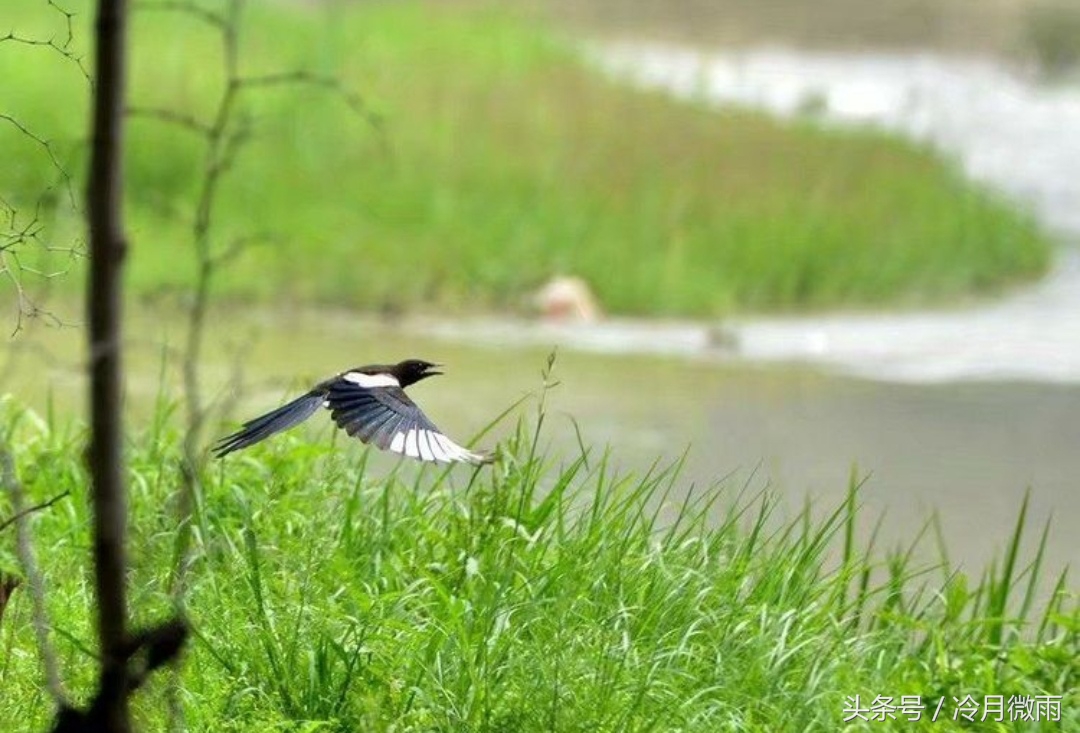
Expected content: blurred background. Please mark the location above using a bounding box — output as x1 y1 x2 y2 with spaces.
3 0 1079 577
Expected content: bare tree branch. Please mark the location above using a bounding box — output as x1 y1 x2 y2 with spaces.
0 114 77 209
0 194 84 334
134 0 226 30
0 0 91 82
119 6 381 724
170 0 382 458
134 14 383 726
1 0 87 333
239 70 383 129
0 443 69 706
2 2 188 728
125 105 212 136
0 489 70 535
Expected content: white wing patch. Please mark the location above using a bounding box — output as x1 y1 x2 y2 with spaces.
417 430 434 461
426 432 448 462
433 433 462 461
390 431 405 453
342 371 400 389
385 426 488 464
404 428 419 458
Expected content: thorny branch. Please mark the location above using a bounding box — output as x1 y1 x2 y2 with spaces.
0 0 90 82
0 114 77 209
1 0 84 207
1 194 83 335
2 0 87 332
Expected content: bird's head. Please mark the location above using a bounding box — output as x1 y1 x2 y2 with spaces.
393 359 442 387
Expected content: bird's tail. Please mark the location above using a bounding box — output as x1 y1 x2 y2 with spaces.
213 391 325 458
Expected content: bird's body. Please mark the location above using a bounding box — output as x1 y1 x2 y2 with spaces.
214 359 493 465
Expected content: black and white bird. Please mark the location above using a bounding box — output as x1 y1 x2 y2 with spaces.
213 359 494 465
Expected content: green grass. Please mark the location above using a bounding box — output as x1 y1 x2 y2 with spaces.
1 391 1076 731
2 0 1052 316
544 0 1035 56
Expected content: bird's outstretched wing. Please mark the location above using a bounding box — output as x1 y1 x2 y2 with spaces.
213 391 325 458
325 377 492 465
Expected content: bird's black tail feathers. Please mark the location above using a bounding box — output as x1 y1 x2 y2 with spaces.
213 391 325 458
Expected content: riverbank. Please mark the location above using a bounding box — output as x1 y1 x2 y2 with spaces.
4 1 1051 318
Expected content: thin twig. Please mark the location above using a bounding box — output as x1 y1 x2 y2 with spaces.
134 0 226 29
0 113 77 208
210 231 280 268
1 52 83 332
0 15 91 82
0 489 70 535
126 106 212 136
1 0 87 336
240 70 383 129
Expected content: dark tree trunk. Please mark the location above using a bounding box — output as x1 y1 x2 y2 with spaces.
85 0 131 729
0 575 19 630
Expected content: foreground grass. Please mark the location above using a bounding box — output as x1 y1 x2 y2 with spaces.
4 1 1052 316
1 397 1077 731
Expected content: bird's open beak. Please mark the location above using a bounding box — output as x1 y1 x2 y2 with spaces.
425 363 444 377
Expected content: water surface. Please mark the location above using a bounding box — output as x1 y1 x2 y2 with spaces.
5 307 1077 580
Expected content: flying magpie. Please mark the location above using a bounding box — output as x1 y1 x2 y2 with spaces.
213 359 494 465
